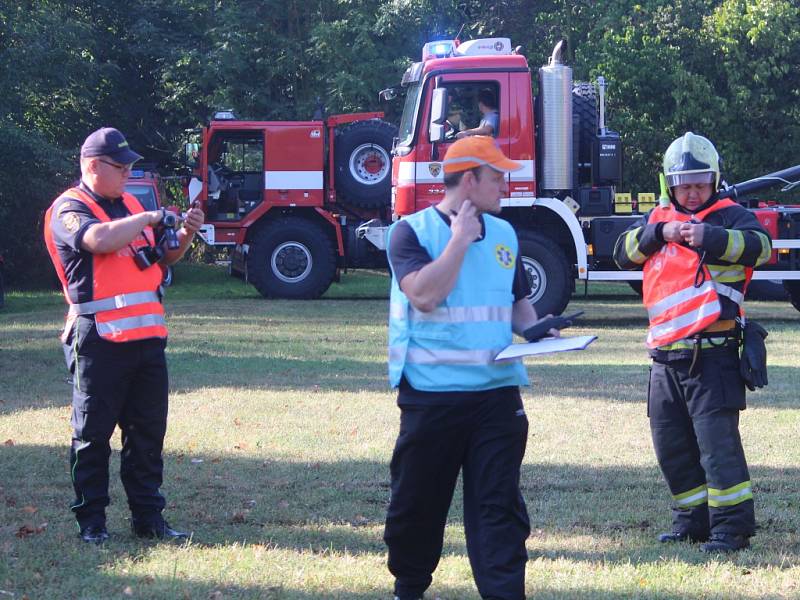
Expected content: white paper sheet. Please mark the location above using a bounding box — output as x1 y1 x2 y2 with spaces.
494 335 598 361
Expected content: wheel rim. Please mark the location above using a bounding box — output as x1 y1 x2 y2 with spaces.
349 143 390 185
521 256 547 304
271 241 313 283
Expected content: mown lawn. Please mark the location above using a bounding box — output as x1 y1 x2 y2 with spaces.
1 265 798 599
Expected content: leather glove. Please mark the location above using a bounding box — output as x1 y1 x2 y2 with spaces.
740 320 768 391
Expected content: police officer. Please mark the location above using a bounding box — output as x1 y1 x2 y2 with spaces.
44 127 204 544
614 132 772 553
384 136 556 599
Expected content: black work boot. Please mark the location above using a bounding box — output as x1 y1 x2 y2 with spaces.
132 516 190 541
658 530 708 543
80 524 110 544
700 533 750 553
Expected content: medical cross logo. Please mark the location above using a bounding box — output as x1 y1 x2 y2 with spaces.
495 244 514 268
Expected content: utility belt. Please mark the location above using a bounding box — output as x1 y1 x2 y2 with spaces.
652 319 740 370
656 320 739 351
653 318 769 389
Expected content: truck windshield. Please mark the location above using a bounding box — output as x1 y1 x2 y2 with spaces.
397 82 422 148
125 184 158 211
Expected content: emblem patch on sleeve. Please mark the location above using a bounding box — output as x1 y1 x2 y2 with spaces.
495 244 514 268
61 212 81 234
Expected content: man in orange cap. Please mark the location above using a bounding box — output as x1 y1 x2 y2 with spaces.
384 136 554 599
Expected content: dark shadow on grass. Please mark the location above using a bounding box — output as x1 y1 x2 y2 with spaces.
2 300 798 415
2 349 798 416
2 443 799 597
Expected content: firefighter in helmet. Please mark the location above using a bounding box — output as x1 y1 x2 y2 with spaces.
614 132 772 552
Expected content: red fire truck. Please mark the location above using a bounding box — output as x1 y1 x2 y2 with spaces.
360 37 800 314
186 110 397 298
187 38 800 312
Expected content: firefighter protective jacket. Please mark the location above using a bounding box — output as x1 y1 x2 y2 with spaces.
44 187 167 343
614 199 771 350
387 207 528 391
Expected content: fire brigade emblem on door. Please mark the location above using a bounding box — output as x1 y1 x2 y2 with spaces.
429 163 441 178
495 244 514 268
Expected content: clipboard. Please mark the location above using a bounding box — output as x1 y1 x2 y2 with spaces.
494 335 597 361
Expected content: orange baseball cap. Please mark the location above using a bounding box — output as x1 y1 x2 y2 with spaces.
442 136 522 174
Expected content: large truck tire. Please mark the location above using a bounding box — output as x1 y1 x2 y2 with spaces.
784 280 800 312
247 217 336 299
628 280 643 296
334 119 397 209
573 82 598 186
747 279 788 301
519 231 572 317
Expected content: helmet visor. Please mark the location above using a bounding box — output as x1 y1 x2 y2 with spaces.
666 171 715 187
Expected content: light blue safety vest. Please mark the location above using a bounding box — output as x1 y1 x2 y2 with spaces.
387 206 529 391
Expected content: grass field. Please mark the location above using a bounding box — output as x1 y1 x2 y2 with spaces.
1 265 799 599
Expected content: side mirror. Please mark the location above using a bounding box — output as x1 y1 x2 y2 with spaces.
428 88 447 143
184 142 199 164
379 87 398 101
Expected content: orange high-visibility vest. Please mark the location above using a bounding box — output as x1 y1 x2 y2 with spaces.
643 199 749 348
44 187 167 343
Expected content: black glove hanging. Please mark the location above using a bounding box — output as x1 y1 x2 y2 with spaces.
740 320 768 391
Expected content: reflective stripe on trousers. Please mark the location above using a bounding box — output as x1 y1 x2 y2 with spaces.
673 483 708 508
708 481 753 507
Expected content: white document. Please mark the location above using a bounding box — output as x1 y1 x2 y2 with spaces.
494 335 597 361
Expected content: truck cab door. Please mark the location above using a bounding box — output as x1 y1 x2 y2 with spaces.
414 72 510 211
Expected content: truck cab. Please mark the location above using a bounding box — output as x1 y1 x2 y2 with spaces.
387 38 624 315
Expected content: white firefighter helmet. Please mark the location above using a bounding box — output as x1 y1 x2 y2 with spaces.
663 132 720 189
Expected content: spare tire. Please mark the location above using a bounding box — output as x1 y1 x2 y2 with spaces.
334 119 397 209
572 82 598 186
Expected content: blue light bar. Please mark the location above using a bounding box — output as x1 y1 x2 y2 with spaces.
422 40 455 61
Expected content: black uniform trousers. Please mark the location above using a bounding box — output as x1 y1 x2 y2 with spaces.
648 344 755 539
384 386 530 600
64 317 168 529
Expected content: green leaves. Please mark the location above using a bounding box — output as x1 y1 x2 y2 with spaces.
2 0 798 285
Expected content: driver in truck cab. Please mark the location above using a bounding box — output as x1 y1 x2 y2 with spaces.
614 132 772 554
456 89 499 138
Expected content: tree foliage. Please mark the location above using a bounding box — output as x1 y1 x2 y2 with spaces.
1 0 798 285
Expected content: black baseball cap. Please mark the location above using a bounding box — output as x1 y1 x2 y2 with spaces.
80 127 143 164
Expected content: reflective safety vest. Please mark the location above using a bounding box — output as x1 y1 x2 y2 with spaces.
387 207 528 391
643 199 750 348
44 187 167 343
